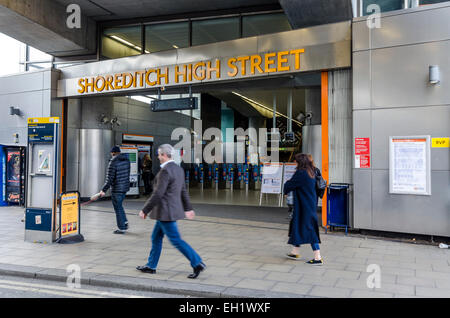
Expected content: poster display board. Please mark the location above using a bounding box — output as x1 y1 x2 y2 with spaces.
60 192 80 237
57 191 84 243
355 137 370 168
282 163 297 188
389 136 431 195
260 163 283 194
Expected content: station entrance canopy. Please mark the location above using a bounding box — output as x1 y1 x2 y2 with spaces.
57 21 351 98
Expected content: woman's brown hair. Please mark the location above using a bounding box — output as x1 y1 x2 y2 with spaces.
294 153 315 179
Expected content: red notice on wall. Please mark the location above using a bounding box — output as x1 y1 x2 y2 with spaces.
355 137 370 168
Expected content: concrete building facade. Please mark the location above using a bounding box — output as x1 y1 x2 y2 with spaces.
0 0 448 237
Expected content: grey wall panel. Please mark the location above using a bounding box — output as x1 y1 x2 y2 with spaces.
352 169 372 229
258 21 351 52
352 51 371 109
80 97 114 129
371 106 450 170
353 110 372 144
372 170 450 236
371 41 450 108
0 127 27 146
68 99 81 129
0 91 47 125
352 5 450 236
113 101 129 118
127 105 154 122
372 6 450 49
352 20 370 52
0 71 44 95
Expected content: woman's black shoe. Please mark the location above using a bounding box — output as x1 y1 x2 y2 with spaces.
188 263 206 279
136 265 156 274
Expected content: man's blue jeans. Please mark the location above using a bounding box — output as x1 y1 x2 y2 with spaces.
111 192 128 230
147 221 202 270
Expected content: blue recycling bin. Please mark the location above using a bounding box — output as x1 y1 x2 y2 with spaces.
326 183 352 235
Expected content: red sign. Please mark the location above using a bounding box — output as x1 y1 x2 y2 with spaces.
355 138 370 168
355 138 370 155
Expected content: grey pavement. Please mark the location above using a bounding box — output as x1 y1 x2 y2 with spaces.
0 202 449 298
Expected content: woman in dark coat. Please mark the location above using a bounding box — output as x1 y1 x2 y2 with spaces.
284 153 323 265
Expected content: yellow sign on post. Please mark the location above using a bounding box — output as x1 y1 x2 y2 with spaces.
61 192 79 237
432 138 450 148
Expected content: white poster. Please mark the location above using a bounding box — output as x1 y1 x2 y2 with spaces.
261 163 283 194
389 136 431 195
37 150 51 173
283 163 297 186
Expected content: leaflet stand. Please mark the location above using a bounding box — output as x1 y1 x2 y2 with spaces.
24 117 60 244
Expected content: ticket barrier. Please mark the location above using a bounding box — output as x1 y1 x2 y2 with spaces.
203 163 213 189
233 164 243 190
225 164 233 189
249 164 261 190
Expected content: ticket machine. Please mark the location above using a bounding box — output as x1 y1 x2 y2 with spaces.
25 117 60 243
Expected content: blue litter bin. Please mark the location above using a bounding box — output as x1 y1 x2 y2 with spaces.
326 183 352 235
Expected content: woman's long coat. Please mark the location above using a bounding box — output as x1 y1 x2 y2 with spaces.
284 169 321 246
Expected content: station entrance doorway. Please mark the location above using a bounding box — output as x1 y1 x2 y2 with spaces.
172 73 324 209
63 68 353 228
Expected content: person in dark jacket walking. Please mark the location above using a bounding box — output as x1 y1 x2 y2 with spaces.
100 146 131 234
141 154 153 195
136 144 206 279
284 153 323 265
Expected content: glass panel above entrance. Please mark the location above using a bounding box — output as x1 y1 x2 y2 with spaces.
192 17 240 46
102 26 142 59
145 22 190 53
243 13 292 37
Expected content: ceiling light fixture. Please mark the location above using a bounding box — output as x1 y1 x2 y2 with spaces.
231 92 302 126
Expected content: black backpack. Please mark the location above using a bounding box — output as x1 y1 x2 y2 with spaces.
315 169 327 199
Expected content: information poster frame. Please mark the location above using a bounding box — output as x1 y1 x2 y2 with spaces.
259 162 284 206
57 191 84 244
389 135 431 196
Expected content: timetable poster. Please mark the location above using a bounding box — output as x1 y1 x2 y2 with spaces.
390 137 430 195
283 163 297 186
261 163 283 194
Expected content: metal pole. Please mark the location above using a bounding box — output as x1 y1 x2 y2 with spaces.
272 94 276 131
287 90 293 133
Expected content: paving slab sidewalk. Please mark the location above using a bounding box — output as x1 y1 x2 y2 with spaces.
0 205 449 298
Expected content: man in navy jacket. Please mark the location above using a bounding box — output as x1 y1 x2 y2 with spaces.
100 146 131 234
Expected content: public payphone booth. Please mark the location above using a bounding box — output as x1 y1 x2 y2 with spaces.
24 117 60 243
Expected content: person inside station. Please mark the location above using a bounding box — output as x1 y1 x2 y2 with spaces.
141 154 154 195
